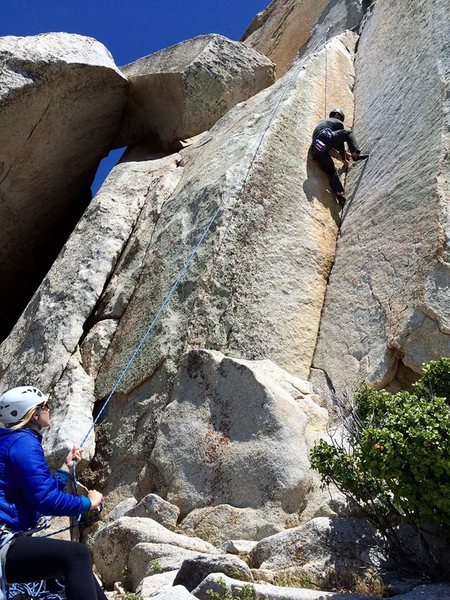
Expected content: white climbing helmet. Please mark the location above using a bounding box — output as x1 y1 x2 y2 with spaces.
0 386 48 425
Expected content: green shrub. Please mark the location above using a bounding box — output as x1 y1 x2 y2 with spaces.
150 559 162 575
311 358 450 528
310 358 450 576
238 584 256 600
206 578 233 600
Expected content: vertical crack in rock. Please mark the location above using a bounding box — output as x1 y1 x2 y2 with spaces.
0 99 52 186
311 0 450 396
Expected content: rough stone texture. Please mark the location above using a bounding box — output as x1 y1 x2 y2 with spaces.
0 33 128 340
128 544 211 589
250 517 385 580
173 554 253 591
125 494 180 530
391 585 450 600
152 586 197 600
192 573 382 600
242 0 364 78
0 33 356 510
219 540 258 555
93 516 217 588
312 0 450 394
137 571 178 599
179 505 283 545
117 34 275 147
43 349 96 466
80 320 119 380
0 151 181 461
97 32 357 399
151 350 328 525
106 497 138 523
83 33 356 506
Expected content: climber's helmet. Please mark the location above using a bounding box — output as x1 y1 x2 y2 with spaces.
0 386 48 425
329 108 345 122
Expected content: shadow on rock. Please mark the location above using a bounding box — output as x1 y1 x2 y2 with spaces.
303 150 341 228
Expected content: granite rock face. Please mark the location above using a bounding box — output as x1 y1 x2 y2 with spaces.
179 504 283 546
150 350 328 527
193 573 381 600
0 150 180 461
125 493 180 530
173 554 253 591
117 34 275 147
0 30 356 512
0 33 128 340
128 543 211 589
97 32 357 400
312 0 450 394
242 0 364 77
250 517 383 572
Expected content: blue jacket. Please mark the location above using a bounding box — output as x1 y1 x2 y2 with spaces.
0 427 91 531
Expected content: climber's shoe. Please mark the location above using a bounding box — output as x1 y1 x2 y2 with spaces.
352 152 370 161
336 194 347 207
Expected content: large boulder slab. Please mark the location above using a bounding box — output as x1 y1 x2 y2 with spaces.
97 32 357 400
128 543 211 589
249 517 387 593
82 32 356 505
1 33 355 507
250 517 384 572
150 350 328 528
93 516 217 588
179 505 283 546
0 33 128 340
312 0 450 393
153 587 197 600
137 571 178 599
117 34 275 147
241 0 365 77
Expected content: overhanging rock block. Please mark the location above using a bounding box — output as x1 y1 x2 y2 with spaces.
117 34 275 147
0 32 128 340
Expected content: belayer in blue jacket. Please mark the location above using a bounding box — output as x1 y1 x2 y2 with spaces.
0 386 106 600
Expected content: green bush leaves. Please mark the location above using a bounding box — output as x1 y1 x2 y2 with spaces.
310 358 450 529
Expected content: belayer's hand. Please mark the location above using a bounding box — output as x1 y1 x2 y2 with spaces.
88 489 103 510
61 446 84 472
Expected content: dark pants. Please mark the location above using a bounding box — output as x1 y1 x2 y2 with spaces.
311 129 361 194
5 536 107 600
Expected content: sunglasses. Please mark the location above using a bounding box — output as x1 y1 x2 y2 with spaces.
38 401 50 410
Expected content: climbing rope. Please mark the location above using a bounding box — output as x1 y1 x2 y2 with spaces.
70 55 298 491
78 200 224 450
324 26 332 118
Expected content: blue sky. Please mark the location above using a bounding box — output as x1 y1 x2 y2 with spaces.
2 0 270 193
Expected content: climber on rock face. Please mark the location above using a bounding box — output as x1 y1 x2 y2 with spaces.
310 108 369 207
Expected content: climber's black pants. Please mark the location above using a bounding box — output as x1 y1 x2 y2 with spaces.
311 129 361 194
5 536 107 600
311 149 344 193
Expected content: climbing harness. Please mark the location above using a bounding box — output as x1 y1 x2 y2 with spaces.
0 520 65 600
